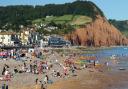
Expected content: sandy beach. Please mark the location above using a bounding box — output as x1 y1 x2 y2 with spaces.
0 48 128 89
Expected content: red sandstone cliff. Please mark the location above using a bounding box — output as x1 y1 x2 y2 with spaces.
65 15 128 46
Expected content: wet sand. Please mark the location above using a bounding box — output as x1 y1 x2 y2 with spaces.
47 70 128 89
17 68 128 89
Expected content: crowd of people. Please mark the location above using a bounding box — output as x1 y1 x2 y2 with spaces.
0 48 102 89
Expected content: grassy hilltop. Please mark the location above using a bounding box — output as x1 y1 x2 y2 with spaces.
33 15 92 25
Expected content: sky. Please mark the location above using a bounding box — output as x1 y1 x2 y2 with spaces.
0 0 128 20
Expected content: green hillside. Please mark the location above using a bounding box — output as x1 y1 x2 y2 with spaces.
32 15 92 26
109 20 128 37
0 1 104 32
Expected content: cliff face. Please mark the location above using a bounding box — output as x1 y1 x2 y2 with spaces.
65 15 128 46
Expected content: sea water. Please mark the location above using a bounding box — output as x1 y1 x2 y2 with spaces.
82 46 128 70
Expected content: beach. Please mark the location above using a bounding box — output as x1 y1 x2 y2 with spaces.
0 47 128 89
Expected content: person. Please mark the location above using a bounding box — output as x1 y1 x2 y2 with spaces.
2 66 6 75
71 65 75 76
40 81 45 89
38 62 43 74
22 64 26 72
2 64 9 75
23 62 26 68
52 70 56 77
35 78 38 84
63 67 68 76
4 69 9 76
6 64 9 69
29 60 33 73
4 69 11 81
57 71 61 77
33 63 37 74
14 67 18 74
104 62 109 66
30 64 33 73
43 75 49 84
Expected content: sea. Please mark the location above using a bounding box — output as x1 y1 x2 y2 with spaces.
82 46 128 70
82 46 128 89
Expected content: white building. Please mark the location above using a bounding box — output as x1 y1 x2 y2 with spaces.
40 36 50 48
0 32 16 46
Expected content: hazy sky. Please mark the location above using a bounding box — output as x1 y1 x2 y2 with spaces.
0 0 127 20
